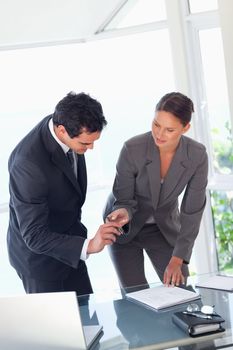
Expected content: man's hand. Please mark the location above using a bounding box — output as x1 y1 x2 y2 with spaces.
87 222 122 254
163 256 185 287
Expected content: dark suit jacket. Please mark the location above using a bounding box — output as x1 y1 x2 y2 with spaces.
103 132 208 263
7 115 89 282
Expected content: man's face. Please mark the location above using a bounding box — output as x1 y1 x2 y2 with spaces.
68 131 101 154
56 126 101 154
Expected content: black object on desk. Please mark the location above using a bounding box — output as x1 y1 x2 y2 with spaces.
172 311 225 337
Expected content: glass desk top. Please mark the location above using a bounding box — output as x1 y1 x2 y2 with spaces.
79 274 233 350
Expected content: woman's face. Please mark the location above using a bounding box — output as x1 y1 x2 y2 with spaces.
152 111 190 151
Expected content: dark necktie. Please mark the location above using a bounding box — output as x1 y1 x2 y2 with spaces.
66 149 77 178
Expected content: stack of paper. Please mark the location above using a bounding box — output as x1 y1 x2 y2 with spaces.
126 285 200 310
195 275 233 292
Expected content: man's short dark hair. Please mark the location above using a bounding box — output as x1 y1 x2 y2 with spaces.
53 92 107 137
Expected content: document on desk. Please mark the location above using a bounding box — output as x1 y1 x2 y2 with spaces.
126 285 200 311
195 275 233 292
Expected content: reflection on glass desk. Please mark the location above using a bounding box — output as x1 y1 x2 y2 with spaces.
79 275 233 350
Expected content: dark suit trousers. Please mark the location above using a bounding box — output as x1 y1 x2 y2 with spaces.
18 265 93 296
108 223 189 292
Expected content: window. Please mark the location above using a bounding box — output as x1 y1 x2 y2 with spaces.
0 29 175 294
189 0 218 14
199 28 232 176
210 190 233 274
183 1 233 275
2 0 231 296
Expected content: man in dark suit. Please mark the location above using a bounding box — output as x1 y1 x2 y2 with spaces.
7 91 121 295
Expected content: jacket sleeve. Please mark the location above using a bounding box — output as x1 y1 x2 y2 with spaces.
173 149 208 263
111 143 138 220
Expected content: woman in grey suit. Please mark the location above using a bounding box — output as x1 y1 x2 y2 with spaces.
104 92 208 290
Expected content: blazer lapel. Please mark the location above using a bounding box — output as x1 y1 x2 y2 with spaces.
159 137 192 203
41 117 86 198
51 150 84 197
146 135 161 210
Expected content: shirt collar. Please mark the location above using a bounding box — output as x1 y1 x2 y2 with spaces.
48 118 69 154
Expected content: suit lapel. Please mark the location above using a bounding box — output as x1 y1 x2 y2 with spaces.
146 135 192 208
159 137 192 203
41 117 85 198
146 135 161 210
51 150 84 197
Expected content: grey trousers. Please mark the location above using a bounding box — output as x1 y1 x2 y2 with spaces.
108 223 189 291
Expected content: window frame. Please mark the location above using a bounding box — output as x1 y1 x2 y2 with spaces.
178 0 233 273
1 0 231 279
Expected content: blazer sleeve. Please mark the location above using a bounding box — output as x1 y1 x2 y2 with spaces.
9 156 85 268
173 149 208 263
111 143 139 220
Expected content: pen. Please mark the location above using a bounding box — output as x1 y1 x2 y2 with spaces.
182 311 212 319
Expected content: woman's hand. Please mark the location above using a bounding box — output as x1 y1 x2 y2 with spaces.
105 208 129 229
163 256 185 286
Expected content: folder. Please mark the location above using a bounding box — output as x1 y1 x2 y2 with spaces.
172 311 225 337
126 285 200 310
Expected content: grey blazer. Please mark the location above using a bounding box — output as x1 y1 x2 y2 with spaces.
103 132 208 263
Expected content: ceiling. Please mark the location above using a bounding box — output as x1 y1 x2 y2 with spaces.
0 0 127 49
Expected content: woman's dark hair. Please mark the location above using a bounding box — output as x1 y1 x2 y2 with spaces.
155 92 194 126
53 91 107 137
